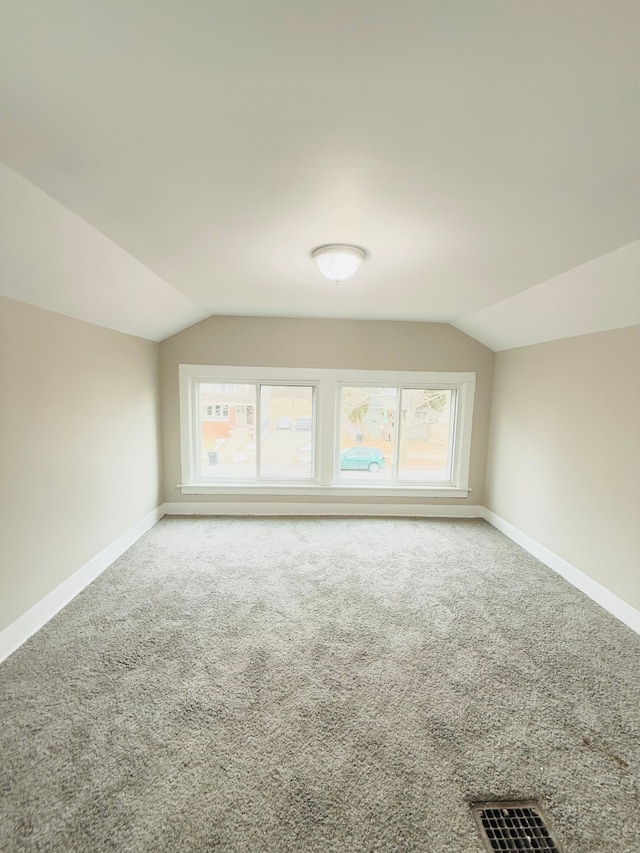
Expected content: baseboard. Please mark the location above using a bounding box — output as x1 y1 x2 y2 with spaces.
162 501 485 518
481 508 640 636
7 502 634 662
0 505 165 664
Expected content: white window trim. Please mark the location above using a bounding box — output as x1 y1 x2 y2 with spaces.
178 365 476 498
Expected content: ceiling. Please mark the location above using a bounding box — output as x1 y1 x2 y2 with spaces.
1 0 638 348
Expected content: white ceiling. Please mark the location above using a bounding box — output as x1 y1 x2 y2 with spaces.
0 1 638 347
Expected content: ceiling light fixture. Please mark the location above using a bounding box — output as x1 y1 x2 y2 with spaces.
311 244 368 284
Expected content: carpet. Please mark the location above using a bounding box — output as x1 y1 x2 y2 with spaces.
1 517 639 852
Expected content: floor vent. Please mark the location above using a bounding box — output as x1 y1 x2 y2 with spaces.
471 801 564 852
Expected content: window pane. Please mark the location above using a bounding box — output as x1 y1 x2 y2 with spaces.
200 383 256 479
260 386 314 479
398 389 453 481
339 387 396 481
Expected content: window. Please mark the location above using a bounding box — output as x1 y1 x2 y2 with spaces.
260 385 315 480
337 385 458 483
200 383 257 480
398 388 454 482
339 386 396 482
179 366 475 497
192 379 316 483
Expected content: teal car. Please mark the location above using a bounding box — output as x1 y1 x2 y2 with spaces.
340 447 386 472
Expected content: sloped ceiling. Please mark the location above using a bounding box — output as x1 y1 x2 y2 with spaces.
1 1 638 347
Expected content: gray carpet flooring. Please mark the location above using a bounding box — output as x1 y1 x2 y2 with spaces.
1 517 639 852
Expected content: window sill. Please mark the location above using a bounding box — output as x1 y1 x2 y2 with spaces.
178 483 471 499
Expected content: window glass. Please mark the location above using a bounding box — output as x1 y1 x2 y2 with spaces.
398 389 454 481
260 386 314 479
338 386 396 481
199 383 257 479
182 367 474 492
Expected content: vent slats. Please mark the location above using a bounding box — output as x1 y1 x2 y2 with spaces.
471 801 564 853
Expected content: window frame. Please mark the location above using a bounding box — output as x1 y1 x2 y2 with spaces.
179 365 476 498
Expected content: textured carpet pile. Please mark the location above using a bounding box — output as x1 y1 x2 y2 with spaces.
1 516 639 852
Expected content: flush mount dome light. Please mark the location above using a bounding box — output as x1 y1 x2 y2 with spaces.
311 244 367 283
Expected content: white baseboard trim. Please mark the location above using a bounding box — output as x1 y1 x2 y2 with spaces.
481 508 640 636
7 502 635 663
163 501 484 518
0 505 165 664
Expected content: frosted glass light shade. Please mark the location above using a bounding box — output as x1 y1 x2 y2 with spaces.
311 244 367 282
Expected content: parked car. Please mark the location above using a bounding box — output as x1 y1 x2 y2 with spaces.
340 446 386 472
276 416 292 429
295 416 313 430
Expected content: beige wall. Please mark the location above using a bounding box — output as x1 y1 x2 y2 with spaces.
5 300 637 627
160 316 494 507
0 297 162 630
485 325 640 610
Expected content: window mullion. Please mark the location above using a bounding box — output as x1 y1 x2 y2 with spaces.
255 383 262 481
392 385 401 483
193 379 202 483
318 378 336 485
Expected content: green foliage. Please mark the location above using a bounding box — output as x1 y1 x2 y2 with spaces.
341 387 375 424
417 389 449 412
